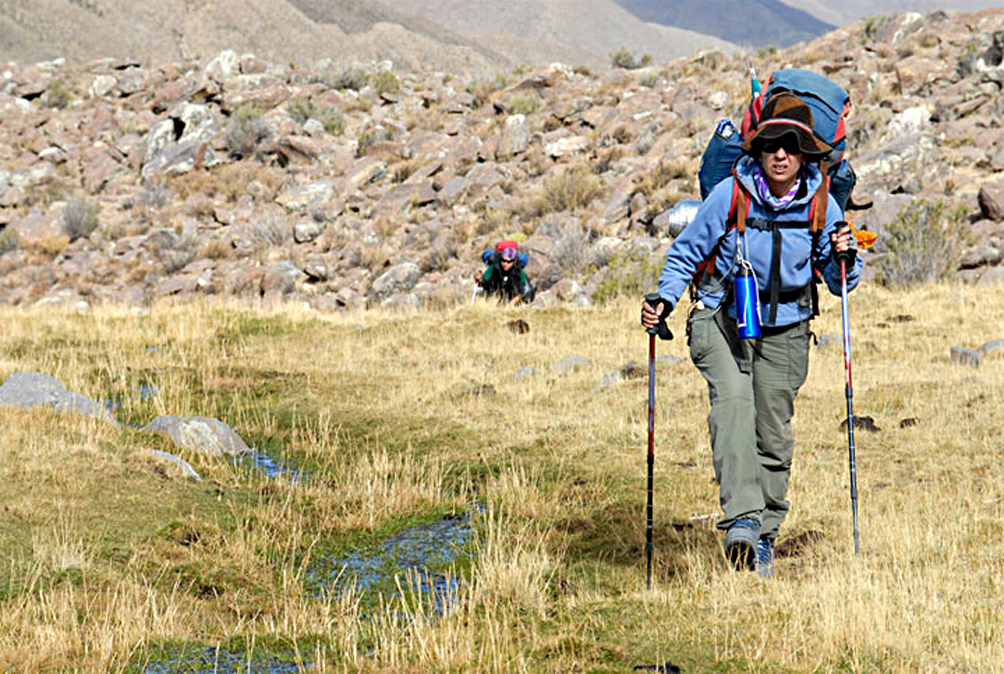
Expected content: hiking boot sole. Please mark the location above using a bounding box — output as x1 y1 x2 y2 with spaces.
726 540 757 571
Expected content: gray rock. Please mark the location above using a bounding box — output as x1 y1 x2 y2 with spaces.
816 334 841 350
978 339 1004 355
950 346 981 368
600 370 622 388
0 371 114 421
142 103 220 177
293 219 324 244
145 415 250 457
514 365 538 381
552 355 591 374
150 449 201 480
372 262 422 297
978 180 1004 222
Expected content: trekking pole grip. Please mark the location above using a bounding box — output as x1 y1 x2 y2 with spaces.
644 293 673 341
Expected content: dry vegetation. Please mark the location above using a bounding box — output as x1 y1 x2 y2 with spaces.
0 282 1002 670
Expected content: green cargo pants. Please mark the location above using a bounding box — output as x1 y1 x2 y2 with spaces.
687 304 811 540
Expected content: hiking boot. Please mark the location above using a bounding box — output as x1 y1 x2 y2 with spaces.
756 537 775 579
724 519 760 571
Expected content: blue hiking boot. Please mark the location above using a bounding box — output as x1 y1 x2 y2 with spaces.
756 537 775 579
724 519 760 571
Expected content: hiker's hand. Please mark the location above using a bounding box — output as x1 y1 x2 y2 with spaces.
831 223 857 263
641 296 672 328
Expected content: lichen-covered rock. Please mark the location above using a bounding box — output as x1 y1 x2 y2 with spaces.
145 415 250 457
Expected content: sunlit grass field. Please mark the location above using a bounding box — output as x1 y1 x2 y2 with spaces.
0 282 1001 671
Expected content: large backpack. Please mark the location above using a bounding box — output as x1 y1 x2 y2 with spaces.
698 68 857 213
481 239 529 268
692 70 853 319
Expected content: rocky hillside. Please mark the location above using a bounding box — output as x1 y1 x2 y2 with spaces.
1 9 1004 311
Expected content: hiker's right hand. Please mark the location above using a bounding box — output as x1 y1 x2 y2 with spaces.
641 297 672 330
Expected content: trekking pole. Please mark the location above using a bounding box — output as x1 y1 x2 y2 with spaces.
643 293 673 588
837 253 860 556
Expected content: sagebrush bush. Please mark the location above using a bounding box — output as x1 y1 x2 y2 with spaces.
876 198 970 287
507 92 542 115
371 70 401 96
45 80 72 109
609 47 652 70
62 198 100 241
518 167 604 219
0 226 20 254
226 106 271 160
593 251 662 304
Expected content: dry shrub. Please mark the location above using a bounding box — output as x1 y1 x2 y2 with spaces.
200 238 233 260
517 167 604 219
225 105 271 160
62 198 100 241
359 243 392 271
374 216 402 238
876 198 970 287
635 160 691 198
27 234 71 258
168 164 286 202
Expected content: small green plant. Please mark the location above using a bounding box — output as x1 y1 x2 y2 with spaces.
332 67 369 91
507 92 542 115
639 72 660 89
0 226 20 254
876 198 970 287
61 198 100 241
860 15 890 41
45 80 72 109
593 251 662 304
288 97 317 125
226 106 271 160
609 47 651 70
371 71 401 96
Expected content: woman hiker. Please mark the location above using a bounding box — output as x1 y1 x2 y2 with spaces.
641 92 862 577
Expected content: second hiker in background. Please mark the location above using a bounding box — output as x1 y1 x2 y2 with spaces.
475 240 536 305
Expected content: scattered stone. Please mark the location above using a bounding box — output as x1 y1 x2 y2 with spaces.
514 365 537 381
0 371 114 421
552 355 591 374
978 339 1004 355
507 319 530 334
150 449 201 480
144 415 251 457
950 346 981 368
840 415 881 433
899 418 919 428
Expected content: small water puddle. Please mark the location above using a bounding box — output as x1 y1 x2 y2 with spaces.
307 506 482 614
229 451 304 481
105 383 158 428
141 645 307 673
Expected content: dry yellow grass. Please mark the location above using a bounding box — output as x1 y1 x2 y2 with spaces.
0 282 1001 671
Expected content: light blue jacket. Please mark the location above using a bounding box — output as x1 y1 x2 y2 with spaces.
657 156 862 327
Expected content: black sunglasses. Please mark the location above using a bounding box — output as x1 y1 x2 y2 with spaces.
500 257 516 264
759 134 802 155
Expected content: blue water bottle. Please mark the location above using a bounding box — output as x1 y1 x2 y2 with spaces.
734 260 761 340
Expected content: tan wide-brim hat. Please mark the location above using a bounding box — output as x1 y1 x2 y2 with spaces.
742 92 833 158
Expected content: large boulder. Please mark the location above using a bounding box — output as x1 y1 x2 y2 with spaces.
0 371 113 421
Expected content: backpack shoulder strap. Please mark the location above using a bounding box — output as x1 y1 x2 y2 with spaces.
809 161 829 234
728 178 750 235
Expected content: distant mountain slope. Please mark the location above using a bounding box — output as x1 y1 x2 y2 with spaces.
613 0 835 47
0 0 504 72
383 0 738 70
